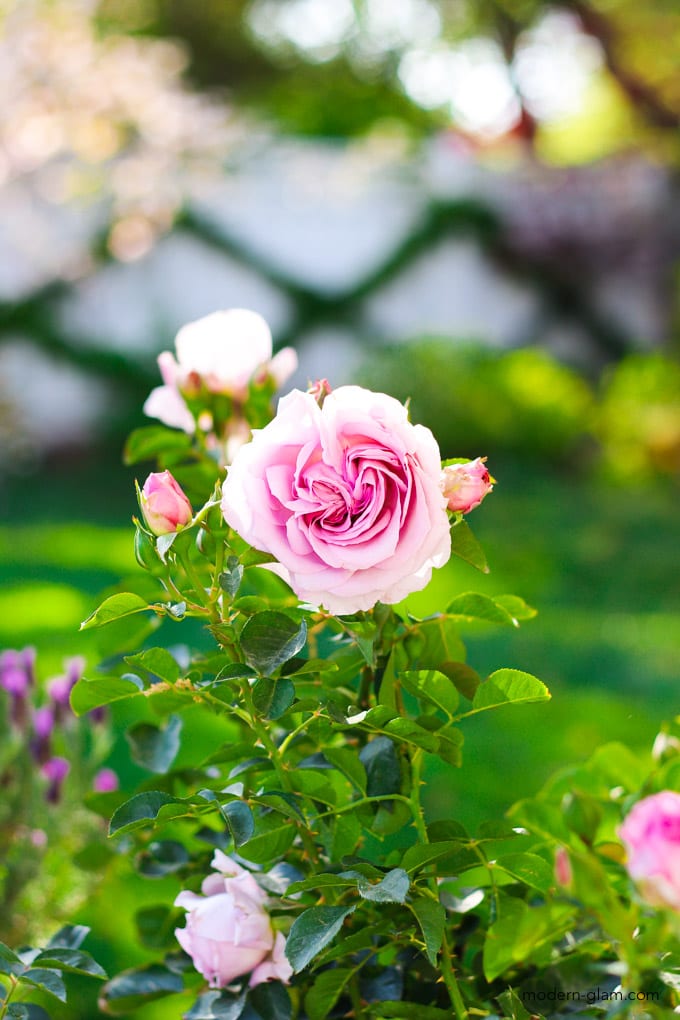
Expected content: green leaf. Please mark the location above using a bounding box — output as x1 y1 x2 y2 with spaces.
0 942 24 977
357 868 409 904
383 718 439 753
108 791 184 836
126 715 182 774
99 964 183 1015
252 678 295 720
124 425 192 465
343 620 377 665
6 1007 29 1020
185 991 247 1020
496 988 533 1020
449 519 488 573
45 925 90 950
135 906 183 951
80 592 150 631
401 841 465 875
70 675 143 716
222 801 255 847
471 669 550 713
32 949 107 979
305 968 353 1020
22 969 66 1002
136 840 190 878
257 791 305 824
400 671 459 717
239 819 296 865
493 595 537 622
365 1005 451 1020
124 648 180 684
285 906 355 973
437 662 481 701
408 898 445 965
483 897 574 982
249 981 292 1020
359 737 400 797
408 617 465 670
220 557 244 598
435 729 464 767
327 813 363 859
494 853 555 894
240 612 307 675
323 747 367 794
446 592 516 626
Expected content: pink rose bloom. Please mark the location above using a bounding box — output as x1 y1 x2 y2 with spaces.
140 470 193 536
619 791 680 910
143 309 298 433
250 932 293 987
440 457 493 514
222 386 451 615
175 851 288 989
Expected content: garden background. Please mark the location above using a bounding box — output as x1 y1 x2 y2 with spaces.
0 0 679 1015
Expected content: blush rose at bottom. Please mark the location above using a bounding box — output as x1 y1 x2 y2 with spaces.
174 850 293 989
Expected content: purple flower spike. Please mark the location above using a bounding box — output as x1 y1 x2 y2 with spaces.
1 647 37 729
41 756 70 804
65 656 85 687
0 648 34 698
47 674 72 707
31 706 55 764
33 706 55 741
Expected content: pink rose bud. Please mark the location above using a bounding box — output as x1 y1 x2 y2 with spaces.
619 791 680 910
141 470 193 536
93 768 119 793
41 756 70 804
307 378 332 405
554 846 573 888
440 457 493 514
174 850 289 989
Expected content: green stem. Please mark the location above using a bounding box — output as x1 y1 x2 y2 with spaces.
177 548 210 608
315 794 414 822
240 681 320 865
0 976 18 1019
278 713 321 757
410 749 468 1020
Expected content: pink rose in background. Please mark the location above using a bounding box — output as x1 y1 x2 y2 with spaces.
440 457 493 514
140 470 193 536
175 850 290 989
143 309 298 433
619 791 680 910
222 385 451 614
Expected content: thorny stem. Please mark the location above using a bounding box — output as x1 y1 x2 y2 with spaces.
411 748 468 1020
239 681 321 866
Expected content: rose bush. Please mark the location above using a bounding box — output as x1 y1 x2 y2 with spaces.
22 307 678 1020
221 385 452 613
